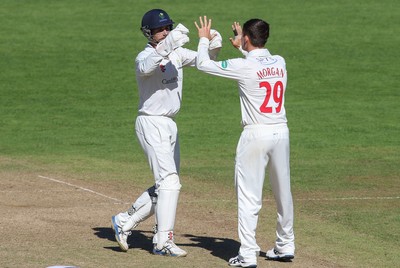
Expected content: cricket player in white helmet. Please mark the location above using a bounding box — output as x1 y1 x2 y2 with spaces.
195 17 295 267
111 9 222 257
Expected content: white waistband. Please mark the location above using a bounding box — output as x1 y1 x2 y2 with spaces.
244 123 287 130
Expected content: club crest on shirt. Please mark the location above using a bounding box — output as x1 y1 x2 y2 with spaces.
160 58 170 72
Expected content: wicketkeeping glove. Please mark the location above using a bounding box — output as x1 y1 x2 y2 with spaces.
156 23 190 57
209 29 222 50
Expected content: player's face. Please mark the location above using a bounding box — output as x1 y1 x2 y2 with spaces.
152 25 171 43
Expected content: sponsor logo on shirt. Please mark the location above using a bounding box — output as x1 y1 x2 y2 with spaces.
162 76 180 84
221 60 228 69
257 57 278 65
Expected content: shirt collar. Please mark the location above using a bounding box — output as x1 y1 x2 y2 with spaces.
247 48 271 57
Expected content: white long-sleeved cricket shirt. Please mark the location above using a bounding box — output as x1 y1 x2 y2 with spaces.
196 37 288 127
135 44 197 118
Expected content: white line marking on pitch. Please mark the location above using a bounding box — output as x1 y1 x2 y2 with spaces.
295 196 400 201
38 175 399 203
189 196 400 202
38 175 128 204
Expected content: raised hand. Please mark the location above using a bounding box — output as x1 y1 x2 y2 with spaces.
229 21 242 49
194 16 214 40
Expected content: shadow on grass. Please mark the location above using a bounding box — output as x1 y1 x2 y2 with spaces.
181 234 268 261
180 234 241 261
92 227 153 252
92 227 267 262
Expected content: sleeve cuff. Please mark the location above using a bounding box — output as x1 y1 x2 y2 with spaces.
199 37 210 46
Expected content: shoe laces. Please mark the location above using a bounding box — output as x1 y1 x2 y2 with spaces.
229 256 242 264
232 255 246 262
163 240 181 251
164 240 175 248
120 230 131 237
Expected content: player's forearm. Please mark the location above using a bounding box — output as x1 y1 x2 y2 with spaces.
196 37 212 71
136 51 163 76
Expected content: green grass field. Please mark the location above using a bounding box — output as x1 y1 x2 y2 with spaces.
1 0 399 267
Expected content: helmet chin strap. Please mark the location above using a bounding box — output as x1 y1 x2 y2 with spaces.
148 35 159 46
142 24 172 46
142 28 159 46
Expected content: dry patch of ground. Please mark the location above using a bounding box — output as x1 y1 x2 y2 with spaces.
0 165 340 268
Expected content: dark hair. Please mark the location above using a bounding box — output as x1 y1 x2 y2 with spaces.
242 19 270 47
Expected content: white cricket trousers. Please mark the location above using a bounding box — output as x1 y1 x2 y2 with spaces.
135 115 180 185
235 124 295 262
135 115 182 247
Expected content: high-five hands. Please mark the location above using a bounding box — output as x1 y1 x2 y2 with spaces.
209 29 222 50
195 16 216 40
195 17 241 50
156 23 190 57
229 21 242 49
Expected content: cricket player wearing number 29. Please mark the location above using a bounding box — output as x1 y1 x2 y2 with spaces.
110 10 222 257
195 16 295 267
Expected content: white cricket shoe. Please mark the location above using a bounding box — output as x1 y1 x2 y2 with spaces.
153 240 187 257
111 215 130 252
265 248 294 262
228 255 257 267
